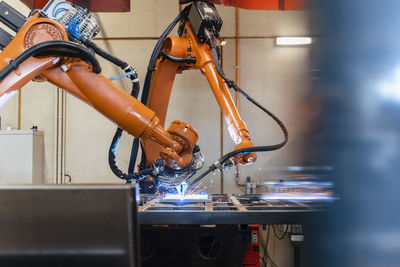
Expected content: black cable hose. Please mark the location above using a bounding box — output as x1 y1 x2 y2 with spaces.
136 5 191 171
160 50 196 64
187 32 289 191
144 5 191 88
140 6 190 105
107 79 142 182
272 225 289 240
107 83 140 180
208 35 289 159
261 225 279 267
0 40 101 82
83 39 147 181
108 127 158 181
84 40 130 70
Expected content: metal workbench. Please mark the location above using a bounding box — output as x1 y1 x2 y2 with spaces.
139 194 328 225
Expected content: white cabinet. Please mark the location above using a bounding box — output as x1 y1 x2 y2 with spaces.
0 130 44 184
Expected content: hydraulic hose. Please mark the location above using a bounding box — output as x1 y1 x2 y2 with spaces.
0 40 101 82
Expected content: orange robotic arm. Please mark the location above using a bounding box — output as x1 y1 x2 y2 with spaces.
0 1 270 188
0 13 197 172
142 21 257 167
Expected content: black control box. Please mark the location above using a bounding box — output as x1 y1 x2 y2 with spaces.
0 27 12 50
188 1 223 43
0 1 26 32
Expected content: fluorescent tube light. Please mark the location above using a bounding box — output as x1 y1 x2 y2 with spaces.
276 37 312 46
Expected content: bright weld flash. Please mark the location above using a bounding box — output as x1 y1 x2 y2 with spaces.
163 194 209 200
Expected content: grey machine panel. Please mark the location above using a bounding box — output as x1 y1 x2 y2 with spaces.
0 185 140 267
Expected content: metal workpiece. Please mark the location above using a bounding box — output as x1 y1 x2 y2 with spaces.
139 194 329 225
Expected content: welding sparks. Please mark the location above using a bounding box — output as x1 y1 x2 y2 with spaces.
175 182 188 197
188 181 206 195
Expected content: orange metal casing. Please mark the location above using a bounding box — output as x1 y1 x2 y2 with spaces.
0 13 66 97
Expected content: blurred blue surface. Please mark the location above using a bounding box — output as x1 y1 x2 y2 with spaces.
307 1 400 266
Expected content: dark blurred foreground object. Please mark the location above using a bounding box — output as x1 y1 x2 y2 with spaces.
305 0 400 266
0 185 140 267
141 226 251 267
20 0 130 12
179 0 305 10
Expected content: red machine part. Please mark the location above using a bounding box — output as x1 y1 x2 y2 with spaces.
180 0 305 10
242 225 261 267
22 0 303 12
20 0 131 12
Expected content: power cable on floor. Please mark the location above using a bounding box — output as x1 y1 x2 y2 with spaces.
272 224 289 240
261 225 279 267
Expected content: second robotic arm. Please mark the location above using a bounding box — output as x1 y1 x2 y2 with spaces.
0 12 198 172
